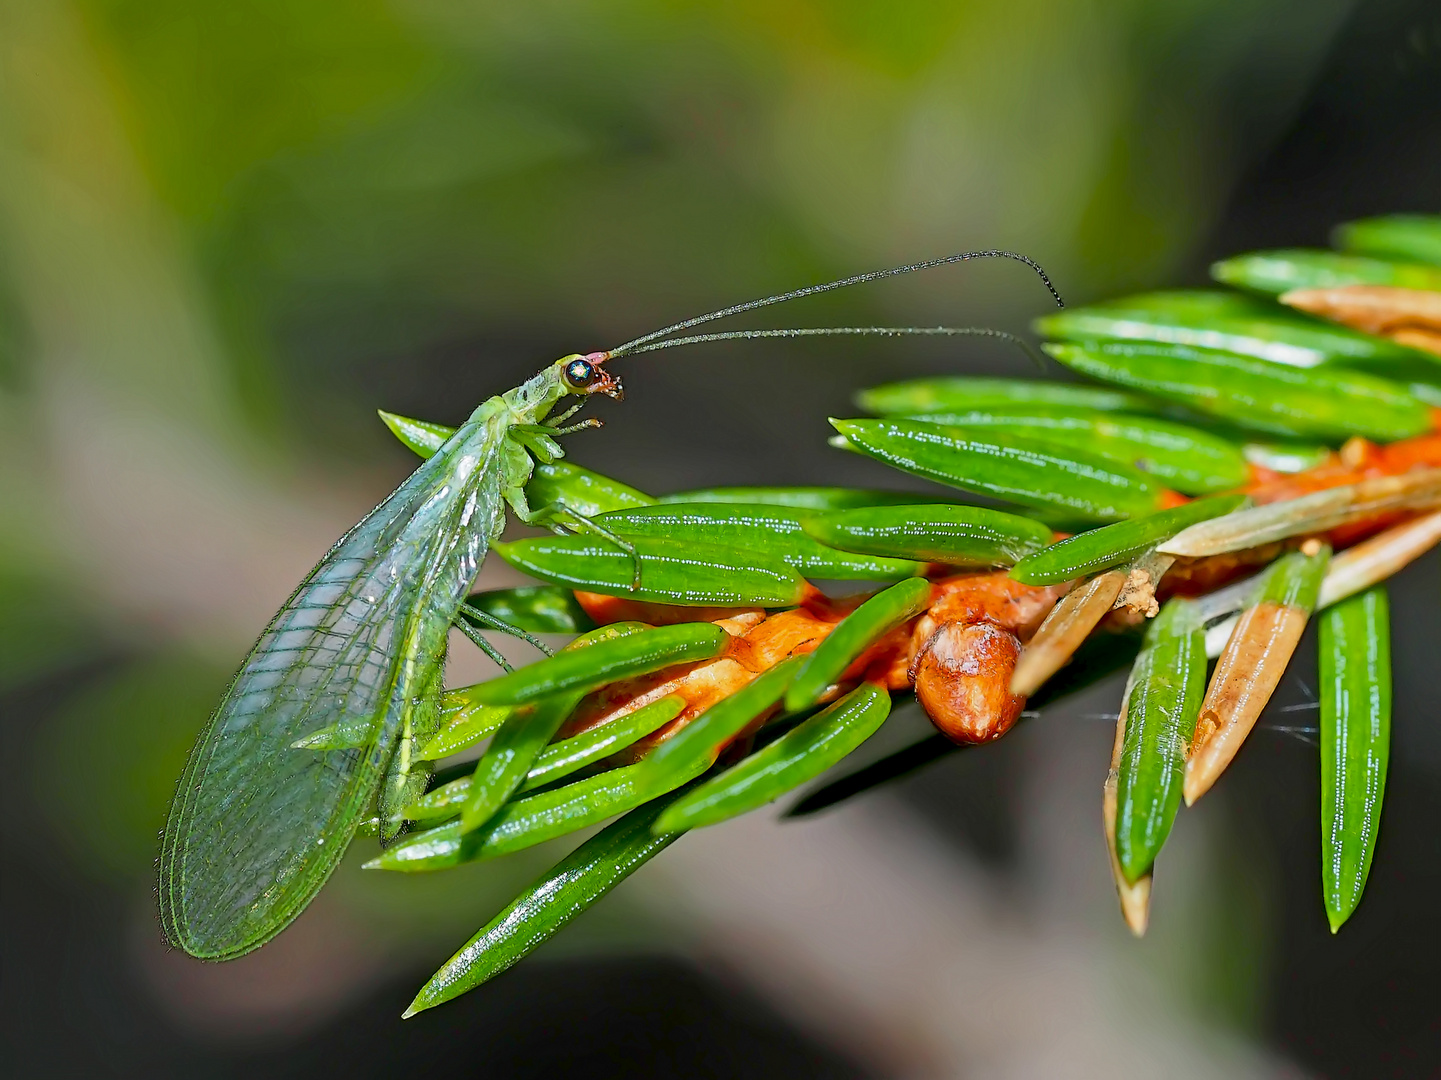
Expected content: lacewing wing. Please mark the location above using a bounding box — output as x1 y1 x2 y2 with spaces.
160 410 506 959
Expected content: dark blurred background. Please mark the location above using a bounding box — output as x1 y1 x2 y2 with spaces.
2 1 1438 1076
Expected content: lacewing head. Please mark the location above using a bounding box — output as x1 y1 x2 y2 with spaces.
560 352 623 400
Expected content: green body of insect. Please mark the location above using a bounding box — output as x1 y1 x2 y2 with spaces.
159 353 622 960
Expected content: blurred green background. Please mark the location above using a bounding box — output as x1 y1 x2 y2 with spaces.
2 1 1438 1076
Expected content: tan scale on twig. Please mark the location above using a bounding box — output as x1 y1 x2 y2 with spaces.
1317 509 1441 607
1009 571 1125 697
1281 284 1441 357
1159 468 1441 558
1113 552 1173 617
1184 600 1311 806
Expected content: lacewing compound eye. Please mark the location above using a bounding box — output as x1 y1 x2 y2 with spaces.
563 357 597 391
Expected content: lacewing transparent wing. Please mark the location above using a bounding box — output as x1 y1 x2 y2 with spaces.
160 412 505 960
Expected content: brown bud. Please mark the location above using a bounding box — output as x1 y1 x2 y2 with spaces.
912 621 1026 744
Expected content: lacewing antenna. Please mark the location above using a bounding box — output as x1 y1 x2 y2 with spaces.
604 249 1063 360
612 325 1049 369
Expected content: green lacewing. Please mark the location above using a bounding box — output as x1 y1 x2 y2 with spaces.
160 356 624 960
159 251 1064 961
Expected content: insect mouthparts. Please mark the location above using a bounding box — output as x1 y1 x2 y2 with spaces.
583 353 623 400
